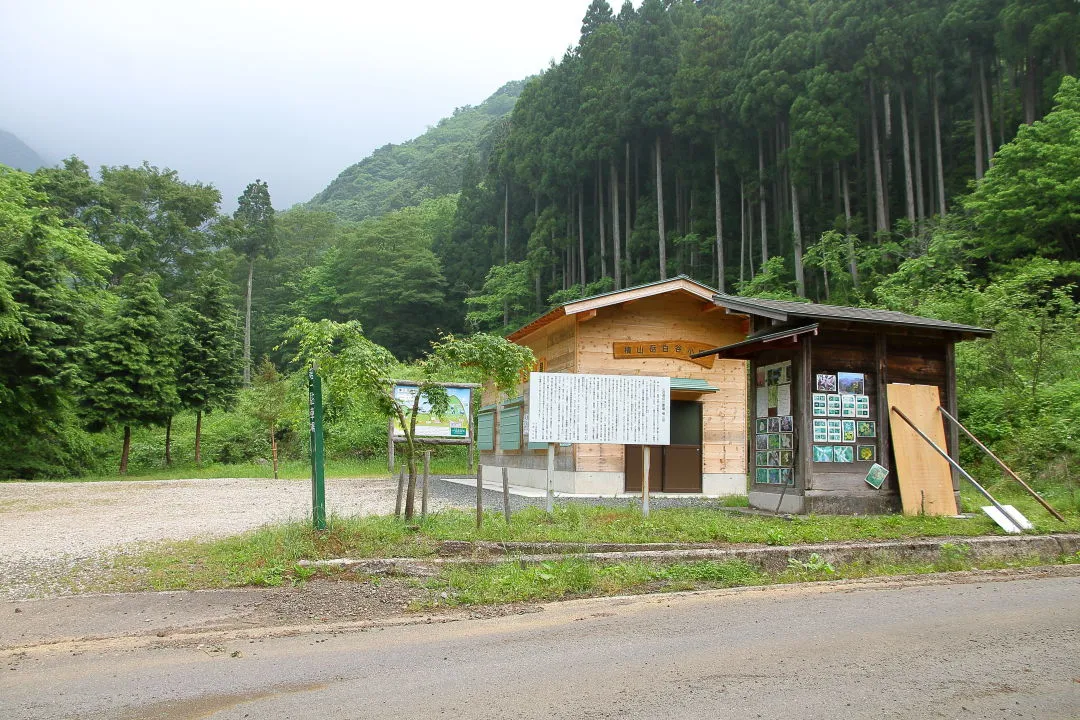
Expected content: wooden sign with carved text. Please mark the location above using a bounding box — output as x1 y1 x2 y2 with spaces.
612 341 715 369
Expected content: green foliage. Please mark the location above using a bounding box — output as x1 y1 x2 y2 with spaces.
175 270 241 415
232 179 276 263
309 81 526 222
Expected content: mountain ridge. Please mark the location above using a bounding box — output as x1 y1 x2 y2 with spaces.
307 79 525 221
0 130 48 172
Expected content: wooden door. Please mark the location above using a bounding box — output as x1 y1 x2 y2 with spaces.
624 401 702 493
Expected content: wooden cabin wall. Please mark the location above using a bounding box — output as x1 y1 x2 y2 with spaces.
572 293 748 475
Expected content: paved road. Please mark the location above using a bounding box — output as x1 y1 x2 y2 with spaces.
3 574 1077 719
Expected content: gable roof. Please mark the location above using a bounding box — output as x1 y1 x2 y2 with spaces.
711 293 993 338
507 275 720 342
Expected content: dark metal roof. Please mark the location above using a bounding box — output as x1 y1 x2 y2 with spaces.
712 293 993 337
691 324 819 359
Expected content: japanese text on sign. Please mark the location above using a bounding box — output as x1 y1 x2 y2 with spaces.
527 372 670 445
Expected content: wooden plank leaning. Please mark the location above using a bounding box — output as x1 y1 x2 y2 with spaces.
891 406 1028 531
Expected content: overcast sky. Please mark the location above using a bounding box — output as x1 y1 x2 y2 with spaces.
1 0 593 210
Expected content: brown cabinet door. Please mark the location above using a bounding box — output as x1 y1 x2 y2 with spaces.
624 444 663 492
663 445 702 492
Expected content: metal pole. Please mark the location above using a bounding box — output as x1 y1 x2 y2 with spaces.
502 466 511 523
546 443 555 513
642 446 650 518
937 406 1065 521
891 406 1025 530
308 366 327 531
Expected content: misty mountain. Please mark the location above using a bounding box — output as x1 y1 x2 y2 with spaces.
0 130 48 172
308 80 524 221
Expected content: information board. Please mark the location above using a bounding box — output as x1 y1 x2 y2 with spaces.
527 372 670 445
391 383 473 440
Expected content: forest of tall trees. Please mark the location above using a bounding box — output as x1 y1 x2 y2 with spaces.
1 0 1077 483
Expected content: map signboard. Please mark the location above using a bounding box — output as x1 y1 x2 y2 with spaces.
527 372 670 445
391 383 472 440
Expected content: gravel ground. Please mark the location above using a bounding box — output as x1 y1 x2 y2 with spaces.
0 475 728 601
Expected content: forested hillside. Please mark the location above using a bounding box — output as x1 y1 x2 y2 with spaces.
1 0 1077 487
308 80 525 221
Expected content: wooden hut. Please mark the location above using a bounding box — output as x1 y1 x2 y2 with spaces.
478 277 751 497
692 295 993 514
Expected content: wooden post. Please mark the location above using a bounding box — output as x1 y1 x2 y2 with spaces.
476 463 484 528
944 341 961 504
501 466 511 523
388 423 395 473
875 333 892 479
546 443 555 513
394 466 405 519
799 337 814 493
642 446 651 518
421 449 431 519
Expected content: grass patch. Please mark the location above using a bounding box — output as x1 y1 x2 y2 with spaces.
31 456 469 483
63 498 1080 596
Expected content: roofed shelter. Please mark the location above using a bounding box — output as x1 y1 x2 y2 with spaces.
693 295 993 515
479 277 752 497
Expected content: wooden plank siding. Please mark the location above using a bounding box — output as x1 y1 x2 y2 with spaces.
571 292 748 476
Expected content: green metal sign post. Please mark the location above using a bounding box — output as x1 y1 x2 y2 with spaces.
308 365 327 531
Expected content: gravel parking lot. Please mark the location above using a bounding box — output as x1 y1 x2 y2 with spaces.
0 475 722 601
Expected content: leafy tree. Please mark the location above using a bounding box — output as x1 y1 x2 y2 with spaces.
284 319 533 520
176 270 242 463
245 357 288 479
232 179 276 385
0 165 112 478
964 75 1080 261
81 274 179 474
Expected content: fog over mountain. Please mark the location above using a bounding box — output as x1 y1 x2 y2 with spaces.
0 0 590 209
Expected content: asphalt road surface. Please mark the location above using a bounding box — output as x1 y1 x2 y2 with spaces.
2 574 1078 719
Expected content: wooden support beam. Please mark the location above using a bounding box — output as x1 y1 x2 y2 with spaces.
576 309 598 323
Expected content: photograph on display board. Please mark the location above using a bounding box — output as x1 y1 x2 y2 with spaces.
766 468 779 484
865 463 889 489
812 393 828 416
756 468 769 484
768 384 779 408
756 434 769 450
841 394 857 417
756 367 766 387
780 468 794 486
813 445 834 462
855 395 871 418
756 451 769 467
780 415 794 432
767 453 781 469
780 433 793 449
767 416 781 433
827 394 842 416
838 372 865 395
768 433 781 449
780 363 791 384
756 418 768 434
842 420 856 442
816 373 838 392
813 419 828 442
857 420 877 438
834 446 854 463
827 419 843 442
779 450 793 466
858 445 877 462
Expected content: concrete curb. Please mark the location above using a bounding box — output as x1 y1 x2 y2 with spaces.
299 533 1080 576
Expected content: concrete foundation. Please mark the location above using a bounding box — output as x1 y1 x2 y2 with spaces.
480 464 747 498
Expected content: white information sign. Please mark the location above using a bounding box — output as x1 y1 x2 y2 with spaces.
527 372 670 445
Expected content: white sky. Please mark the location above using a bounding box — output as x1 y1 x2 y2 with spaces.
0 0 592 209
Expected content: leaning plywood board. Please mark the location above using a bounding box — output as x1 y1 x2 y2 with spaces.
886 384 958 516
